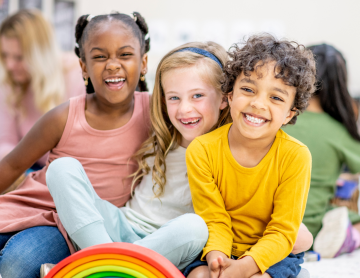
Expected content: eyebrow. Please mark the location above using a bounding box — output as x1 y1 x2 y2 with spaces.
272 87 289 96
240 78 289 96
90 45 134 53
164 88 206 95
240 78 256 85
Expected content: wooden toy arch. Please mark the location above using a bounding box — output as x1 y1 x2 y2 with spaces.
45 243 184 278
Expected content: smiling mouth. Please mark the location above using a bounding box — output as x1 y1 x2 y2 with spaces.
180 118 201 126
104 77 126 90
105 78 125 84
243 113 268 125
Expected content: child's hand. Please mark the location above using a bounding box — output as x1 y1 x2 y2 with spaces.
218 257 245 278
219 256 260 278
206 251 228 278
208 256 222 278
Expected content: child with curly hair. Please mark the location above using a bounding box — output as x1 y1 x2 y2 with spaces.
184 34 316 278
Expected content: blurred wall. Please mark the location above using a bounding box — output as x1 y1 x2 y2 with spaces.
4 0 360 95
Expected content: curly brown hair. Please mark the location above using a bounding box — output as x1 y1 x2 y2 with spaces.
222 34 316 124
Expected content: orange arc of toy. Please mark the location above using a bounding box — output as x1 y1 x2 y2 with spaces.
45 242 184 278
62 259 157 278
53 253 164 278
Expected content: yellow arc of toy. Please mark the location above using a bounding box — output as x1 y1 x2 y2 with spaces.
72 265 146 278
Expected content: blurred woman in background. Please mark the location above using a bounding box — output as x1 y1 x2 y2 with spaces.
284 43 360 258
0 9 85 170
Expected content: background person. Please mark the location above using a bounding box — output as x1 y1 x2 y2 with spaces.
0 9 85 169
284 43 360 258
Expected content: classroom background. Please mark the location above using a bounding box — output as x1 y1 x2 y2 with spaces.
1 0 359 95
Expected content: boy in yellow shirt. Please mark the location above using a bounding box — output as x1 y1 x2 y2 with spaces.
184 35 317 278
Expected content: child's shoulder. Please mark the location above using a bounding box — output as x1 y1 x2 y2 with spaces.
187 124 230 157
276 129 311 162
277 129 307 148
194 123 230 146
134 91 150 100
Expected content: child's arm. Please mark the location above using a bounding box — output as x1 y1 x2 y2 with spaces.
0 101 70 193
186 139 234 261
239 146 312 274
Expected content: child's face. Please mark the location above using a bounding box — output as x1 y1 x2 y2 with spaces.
80 21 147 104
162 65 227 148
0 36 30 85
228 61 296 141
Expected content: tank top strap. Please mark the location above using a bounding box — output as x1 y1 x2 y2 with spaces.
136 91 150 129
56 95 84 148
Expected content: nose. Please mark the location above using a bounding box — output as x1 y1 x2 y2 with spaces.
250 94 267 111
178 98 193 115
105 59 121 71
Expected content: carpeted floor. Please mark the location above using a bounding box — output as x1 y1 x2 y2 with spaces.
303 249 360 278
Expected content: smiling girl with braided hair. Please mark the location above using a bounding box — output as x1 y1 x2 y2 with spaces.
0 12 151 278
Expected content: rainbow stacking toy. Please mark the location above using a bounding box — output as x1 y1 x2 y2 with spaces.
45 242 184 278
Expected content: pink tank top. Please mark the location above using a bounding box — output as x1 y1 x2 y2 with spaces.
0 92 150 252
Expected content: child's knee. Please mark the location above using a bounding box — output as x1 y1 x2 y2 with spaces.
178 213 209 242
187 265 210 278
293 223 313 254
46 157 83 188
0 242 41 278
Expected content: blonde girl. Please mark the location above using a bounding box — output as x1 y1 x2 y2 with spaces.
46 41 231 272
0 9 84 167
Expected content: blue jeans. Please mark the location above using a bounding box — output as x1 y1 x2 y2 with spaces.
183 252 307 278
0 226 70 278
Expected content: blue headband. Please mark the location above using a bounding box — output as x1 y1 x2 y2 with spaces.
175 47 223 68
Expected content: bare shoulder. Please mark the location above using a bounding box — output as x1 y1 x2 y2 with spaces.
40 100 71 140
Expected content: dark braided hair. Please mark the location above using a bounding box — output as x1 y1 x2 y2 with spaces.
74 12 150 94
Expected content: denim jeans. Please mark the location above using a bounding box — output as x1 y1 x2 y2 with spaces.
183 252 308 278
0 226 70 278
46 157 208 271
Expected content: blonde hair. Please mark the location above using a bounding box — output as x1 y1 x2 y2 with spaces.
130 41 231 198
0 9 65 114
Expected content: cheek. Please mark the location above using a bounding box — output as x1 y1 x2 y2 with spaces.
197 100 221 125
165 102 178 122
229 97 245 113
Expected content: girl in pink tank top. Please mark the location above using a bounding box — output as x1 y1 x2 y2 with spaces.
0 12 151 278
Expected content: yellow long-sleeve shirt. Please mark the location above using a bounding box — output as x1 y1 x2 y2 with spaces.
186 123 311 273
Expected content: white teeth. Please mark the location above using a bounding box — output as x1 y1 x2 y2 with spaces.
245 114 265 124
181 119 200 124
105 78 125 83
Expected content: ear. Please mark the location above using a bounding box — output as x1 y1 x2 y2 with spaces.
283 108 297 125
79 58 88 79
219 96 228 110
141 53 148 75
227 92 234 107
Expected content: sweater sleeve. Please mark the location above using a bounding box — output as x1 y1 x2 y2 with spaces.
338 131 360 174
240 146 312 273
186 139 233 260
0 89 20 159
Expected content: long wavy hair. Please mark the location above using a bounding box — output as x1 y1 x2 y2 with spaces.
130 41 231 198
308 44 360 141
0 9 65 114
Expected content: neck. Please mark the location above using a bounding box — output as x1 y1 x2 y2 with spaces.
228 125 275 167
90 93 134 117
306 96 324 113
